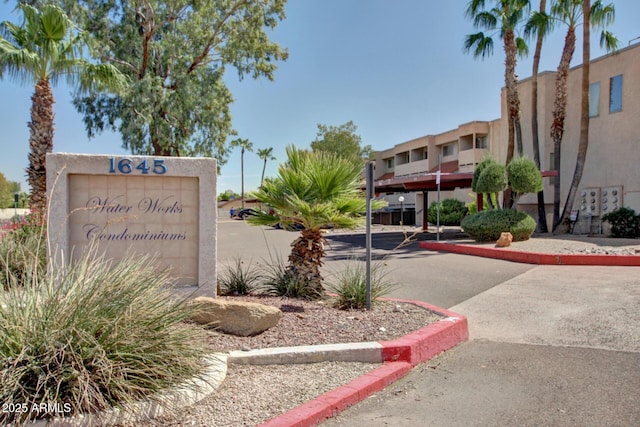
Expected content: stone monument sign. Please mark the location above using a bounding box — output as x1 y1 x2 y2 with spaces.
47 153 216 296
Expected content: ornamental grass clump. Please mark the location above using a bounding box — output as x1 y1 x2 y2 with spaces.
0 213 46 289
260 253 318 299
329 260 397 310
0 247 209 425
218 257 263 295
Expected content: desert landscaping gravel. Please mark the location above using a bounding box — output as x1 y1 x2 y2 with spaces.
133 296 442 426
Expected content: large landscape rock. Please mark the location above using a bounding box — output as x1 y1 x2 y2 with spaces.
496 231 513 247
188 297 282 337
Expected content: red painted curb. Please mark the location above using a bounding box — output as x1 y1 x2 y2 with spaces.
259 300 468 427
419 241 640 266
380 299 469 366
259 362 412 427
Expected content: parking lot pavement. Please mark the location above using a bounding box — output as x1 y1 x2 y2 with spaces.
322 265 640 427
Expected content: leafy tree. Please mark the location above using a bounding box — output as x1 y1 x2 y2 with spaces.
464 0 530 168
65 0 287 165
257 147 276 188
0 172 13 208
230 138 253 209
217 189 239 202
0 3 127 214
310 121 373 165
551 0 617 232
247 146 386 298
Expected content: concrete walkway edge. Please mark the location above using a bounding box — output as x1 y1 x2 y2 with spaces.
419 241 640 266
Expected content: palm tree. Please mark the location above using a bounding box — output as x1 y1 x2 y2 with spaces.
248 146 385 298
0 4 126 214
257 147 276 188
464 0 530 167
525 0 553 232
547 0 617 230
557 0 616 232
230 138 253 209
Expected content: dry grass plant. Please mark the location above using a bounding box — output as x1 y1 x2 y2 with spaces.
0 171 210 425
328 259 397 309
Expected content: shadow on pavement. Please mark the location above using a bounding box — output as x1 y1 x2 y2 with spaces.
323 229 468 261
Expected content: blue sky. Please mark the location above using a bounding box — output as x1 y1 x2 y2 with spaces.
1 0 639 194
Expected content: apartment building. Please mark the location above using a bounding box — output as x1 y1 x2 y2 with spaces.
373 42 639 233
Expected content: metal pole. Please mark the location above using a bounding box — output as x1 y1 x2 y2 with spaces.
365 162 374 311
436 155 442 242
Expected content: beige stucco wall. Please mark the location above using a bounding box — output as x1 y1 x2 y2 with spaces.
511 43 640 225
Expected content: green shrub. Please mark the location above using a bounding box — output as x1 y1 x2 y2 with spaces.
472 157 496 193
602 207 640 238
427 199 468 226
218 257 262 295
0 214 46 289
476 161 508 194
0 248 209 425
507 157 543 194
461 209 537 242
328 260 396 310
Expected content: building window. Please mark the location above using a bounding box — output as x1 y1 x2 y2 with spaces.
442 144 455 157
476 135 488 149
396 152 409 165
385 158 394 170
609 74 622 113
589 81 600 117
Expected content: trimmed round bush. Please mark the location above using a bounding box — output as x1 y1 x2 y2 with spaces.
427 198 468 226
476 162 507 194
461 209 537 242
507 157 543 194
472 157 496 193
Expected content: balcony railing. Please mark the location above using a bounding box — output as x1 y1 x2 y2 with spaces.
395 158 429 177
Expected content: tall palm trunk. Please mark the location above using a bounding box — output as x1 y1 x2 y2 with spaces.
551 27 577 230
559 0 591 232
260 158 267 188
27 78 54 214
531 0 549 233
288 228 326 297
503 28 522 165
503 27 523 208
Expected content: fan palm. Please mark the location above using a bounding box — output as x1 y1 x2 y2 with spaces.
248 146 385 298
524 0 553 232
257 147 276 188
231 138 253 209
464 0 530 166
540 0 617 230
0 3 127 214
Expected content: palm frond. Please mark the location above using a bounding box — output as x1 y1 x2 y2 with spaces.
464 32 494 59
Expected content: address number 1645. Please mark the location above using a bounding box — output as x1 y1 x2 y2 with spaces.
108 157 167 175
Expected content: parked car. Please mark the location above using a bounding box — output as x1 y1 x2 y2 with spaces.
234 208 257 220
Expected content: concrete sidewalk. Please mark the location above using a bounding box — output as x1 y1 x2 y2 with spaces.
322 264 640 427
